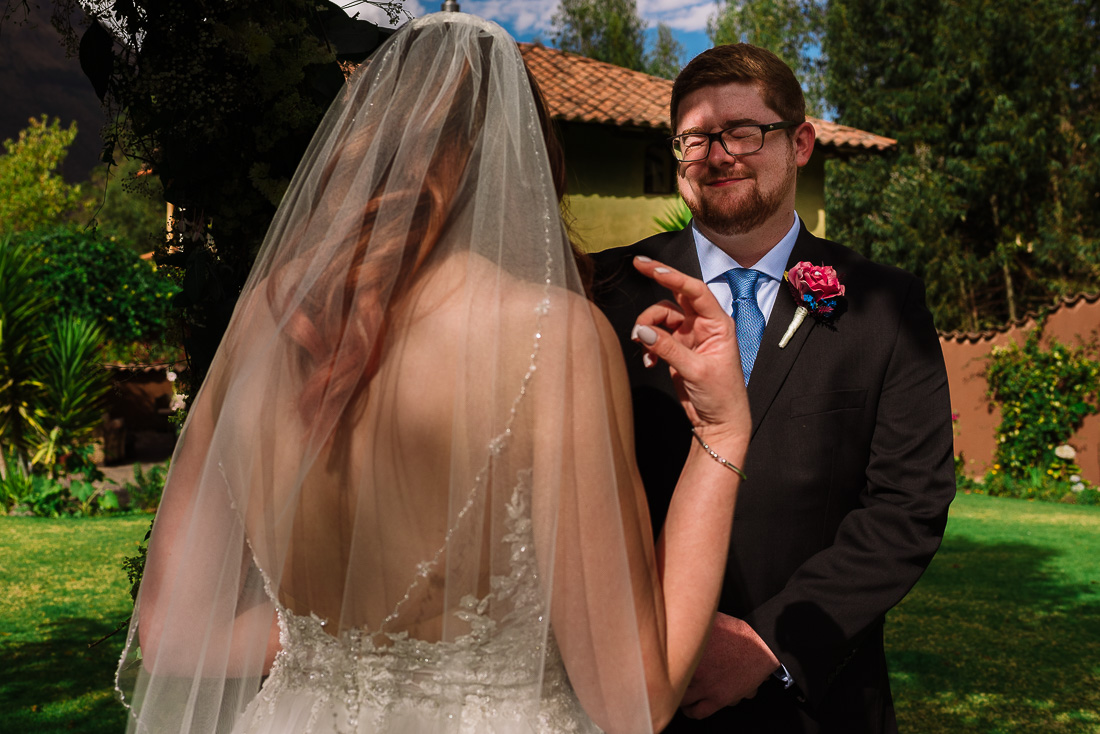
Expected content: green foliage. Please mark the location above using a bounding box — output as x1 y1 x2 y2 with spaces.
985 331 1099 480
551 0 648 71
122 520 152 603
122 461 169 512
36 0 401 388
961 329 1100 506
0 239 51 465
1 441 118 517
36 318 110 456
7 475 120 518
709 0 827 115
83 154 168 255
0 237 111 496
0 451 51 513
0 116 85 235
113 463 166 602
653 198 692 232
977 465 1100 506
25 226 180 347
645 23 684 79
824 0 1100 332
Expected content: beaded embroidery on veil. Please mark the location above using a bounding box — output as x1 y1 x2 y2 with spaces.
116 12 656 734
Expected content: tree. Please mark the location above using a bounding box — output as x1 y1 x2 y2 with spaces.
10 0 406 390
0 117 84 235
22 226 181 349
2 0 404 385
83 153 169 255
645 23 685 80
551 0 647 72
824 0 1100 333
708 0 827 115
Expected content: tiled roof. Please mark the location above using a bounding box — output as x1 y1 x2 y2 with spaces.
519 43 897 154
938 291 1100 343
103 360 187 373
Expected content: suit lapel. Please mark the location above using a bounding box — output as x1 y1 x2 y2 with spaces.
657 227 703 279
745 225 831 438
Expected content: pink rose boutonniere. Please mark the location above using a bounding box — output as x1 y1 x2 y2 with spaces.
779 262 846 348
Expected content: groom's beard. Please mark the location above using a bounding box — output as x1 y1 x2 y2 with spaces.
682 148 797 237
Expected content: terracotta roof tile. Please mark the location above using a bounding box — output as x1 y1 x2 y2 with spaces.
519 43 897 154
938 291 1100 342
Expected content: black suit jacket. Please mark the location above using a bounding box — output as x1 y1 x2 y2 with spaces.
591 224 956 734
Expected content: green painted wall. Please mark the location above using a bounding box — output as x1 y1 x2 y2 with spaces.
796 149 826 239
559 121 829 253
566 193 682 253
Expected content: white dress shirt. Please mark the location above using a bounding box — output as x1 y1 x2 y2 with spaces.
691 215 802 690
692 216 801 324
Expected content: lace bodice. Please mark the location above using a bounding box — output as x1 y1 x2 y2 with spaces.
237 475 597 734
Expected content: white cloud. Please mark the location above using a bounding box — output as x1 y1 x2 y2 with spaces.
461 0 558 33
639 0 700 14
647 3 714 32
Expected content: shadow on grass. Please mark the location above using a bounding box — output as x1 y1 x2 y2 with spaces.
888 535 1100 733
0 615 128 734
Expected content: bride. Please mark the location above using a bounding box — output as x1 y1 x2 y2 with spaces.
116 12 750 734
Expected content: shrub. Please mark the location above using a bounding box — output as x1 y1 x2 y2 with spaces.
986 329 1100 479
973 328 1100 504
0 239 51 464
122 461 169 512
0 116 84 235
0 236 112 512
22 226 180 348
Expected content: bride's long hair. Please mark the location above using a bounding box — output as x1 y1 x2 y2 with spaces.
271 47 574 430
271 58 483 427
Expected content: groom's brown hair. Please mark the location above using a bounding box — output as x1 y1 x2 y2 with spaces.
670 43 806 133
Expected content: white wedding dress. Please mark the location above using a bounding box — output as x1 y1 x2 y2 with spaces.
234 479 598 734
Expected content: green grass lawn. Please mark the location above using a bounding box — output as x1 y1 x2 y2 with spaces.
887 491 1100 733
0 515 149 734
1 494 1098 733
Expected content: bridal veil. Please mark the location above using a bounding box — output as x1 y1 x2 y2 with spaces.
117 13 664 733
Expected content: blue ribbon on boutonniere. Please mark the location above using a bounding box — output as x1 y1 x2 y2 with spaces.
779 262 846 348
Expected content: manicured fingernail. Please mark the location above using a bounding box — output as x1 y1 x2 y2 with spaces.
654 267 670 274
635 255 653 262
632 324 658 345
642 353 656 368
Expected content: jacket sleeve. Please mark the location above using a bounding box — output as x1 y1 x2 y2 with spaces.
743 274 956 710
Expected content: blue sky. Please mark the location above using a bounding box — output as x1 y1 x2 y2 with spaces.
344 0 718 63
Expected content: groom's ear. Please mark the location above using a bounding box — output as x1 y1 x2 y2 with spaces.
793 122 815 168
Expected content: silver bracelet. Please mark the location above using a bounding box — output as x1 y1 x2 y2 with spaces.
691 428 747 481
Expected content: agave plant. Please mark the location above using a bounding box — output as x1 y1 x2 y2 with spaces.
653 198 692 233
33 316 110 474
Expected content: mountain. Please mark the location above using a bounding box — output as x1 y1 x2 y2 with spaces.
0 5 107 182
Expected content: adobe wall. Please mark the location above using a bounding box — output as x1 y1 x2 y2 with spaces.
941 294 1100 484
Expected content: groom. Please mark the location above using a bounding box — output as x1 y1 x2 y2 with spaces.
592 44 955 733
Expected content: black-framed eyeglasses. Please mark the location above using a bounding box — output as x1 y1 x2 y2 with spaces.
669 121 800 162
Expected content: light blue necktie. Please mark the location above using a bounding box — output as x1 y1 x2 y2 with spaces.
724 268 765 385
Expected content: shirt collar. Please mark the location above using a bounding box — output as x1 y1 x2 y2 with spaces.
692 216 801 285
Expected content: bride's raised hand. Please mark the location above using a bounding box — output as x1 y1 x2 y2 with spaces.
629 256 750 440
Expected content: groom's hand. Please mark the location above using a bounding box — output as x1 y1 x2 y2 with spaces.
680 612 781 719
